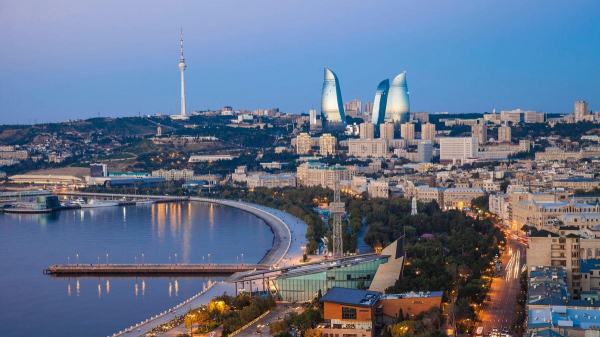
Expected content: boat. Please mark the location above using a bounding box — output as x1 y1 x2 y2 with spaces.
73 198 119 208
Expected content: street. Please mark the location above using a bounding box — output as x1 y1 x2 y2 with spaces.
234 304 304 337
478 236 526 335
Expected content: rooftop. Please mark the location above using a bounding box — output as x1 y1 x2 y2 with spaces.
320 287 381 307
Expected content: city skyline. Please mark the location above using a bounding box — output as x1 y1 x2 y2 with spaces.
1 0 599 124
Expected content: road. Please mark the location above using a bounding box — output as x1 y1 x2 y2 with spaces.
478 237 526 335
234 304 304 337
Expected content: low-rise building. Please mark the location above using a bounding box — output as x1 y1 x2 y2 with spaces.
442 187 485 210
348 139 389 158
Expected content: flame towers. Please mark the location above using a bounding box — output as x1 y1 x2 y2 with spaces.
372 72 410 125
321 68 346 129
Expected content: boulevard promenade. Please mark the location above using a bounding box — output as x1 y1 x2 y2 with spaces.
108 197 307 337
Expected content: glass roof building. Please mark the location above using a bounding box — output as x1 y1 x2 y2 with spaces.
371 79 389 126
321 68 346 129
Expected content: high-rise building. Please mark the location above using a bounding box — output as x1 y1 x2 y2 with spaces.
321 68 346 129
371 79 389 126
295 133 312 155
309 109 318 125
380 122 395 140
523 111 545 123
400 122 415 140
574 100 589 122
359 122 375 139
384 72 410 123
498 123 511 143
344 99 362 118
439 137 478 163
417 141 433 163
319 133 337 156
363 101 374 116
471 120 487 145
421 122 436 142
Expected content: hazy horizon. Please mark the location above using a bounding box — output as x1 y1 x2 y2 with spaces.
1 0 599 124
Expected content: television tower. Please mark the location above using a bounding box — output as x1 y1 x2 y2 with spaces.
330 179 345 258
178 29 187 117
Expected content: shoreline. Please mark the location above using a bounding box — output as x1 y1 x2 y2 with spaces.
48 192 308 337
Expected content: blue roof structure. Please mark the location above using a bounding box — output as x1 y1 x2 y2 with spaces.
320 287 381 307
581 259 600 273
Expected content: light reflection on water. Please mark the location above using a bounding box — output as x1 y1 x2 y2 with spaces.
0 201 273 337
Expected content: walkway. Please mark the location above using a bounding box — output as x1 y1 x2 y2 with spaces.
107 197 307 337
46 263 269 276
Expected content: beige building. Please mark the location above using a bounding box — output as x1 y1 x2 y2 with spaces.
513 197 600 230
380 122 395 140
295 132 312 155
246 173 296 189
296 162 355 190
415 185 444 206
498 124 511 143
421 123 436 142
400 122 415 140
439 137 478 163
359 122 375 139
443 187 485 210
500 110 523 124
151 169 194 181
523 111 545 123
574 100 589 122
525 232 600 292
471 121 487 145
0 150 28 160
368 179 389 199
319 133 337 156
347 139 389 158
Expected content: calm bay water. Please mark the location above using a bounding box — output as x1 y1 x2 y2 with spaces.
0 202 274 337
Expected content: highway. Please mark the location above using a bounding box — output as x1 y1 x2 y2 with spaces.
478 236 526 335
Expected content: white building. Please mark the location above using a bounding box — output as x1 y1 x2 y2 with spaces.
439 137 478 163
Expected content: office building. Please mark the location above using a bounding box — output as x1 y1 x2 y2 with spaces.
498 123 512 143
347 139 389 158
400 122 415 140
384 72 410 123
371 79 389 126
421 122 436 142
471 120 487 145
417 141 433 163
319 133 337 156
359 122 375 139
439 137 478 163
321 68 346 129
574 100 589 122
379 122 395 140
295 133 312 155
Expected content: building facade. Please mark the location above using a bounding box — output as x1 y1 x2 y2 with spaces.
321 68 346 129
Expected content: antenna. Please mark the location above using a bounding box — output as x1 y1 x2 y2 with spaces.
179 28 185 61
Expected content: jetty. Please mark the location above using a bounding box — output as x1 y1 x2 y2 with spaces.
44 263 269 276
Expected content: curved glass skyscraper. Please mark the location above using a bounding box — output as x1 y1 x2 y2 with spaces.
371 79 389 125
321 68 346 128
384 72 410 123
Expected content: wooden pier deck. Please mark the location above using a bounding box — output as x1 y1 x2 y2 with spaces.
44 263 269 276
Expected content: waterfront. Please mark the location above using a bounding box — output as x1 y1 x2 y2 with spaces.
0 202 274 337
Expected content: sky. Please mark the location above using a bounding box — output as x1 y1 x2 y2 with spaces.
0 0 599 124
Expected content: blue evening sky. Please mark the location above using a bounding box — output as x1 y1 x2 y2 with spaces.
1 0 599 124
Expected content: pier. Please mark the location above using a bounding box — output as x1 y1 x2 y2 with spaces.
44 263 269 276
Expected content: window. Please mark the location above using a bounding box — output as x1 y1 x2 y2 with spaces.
342 307 357 320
